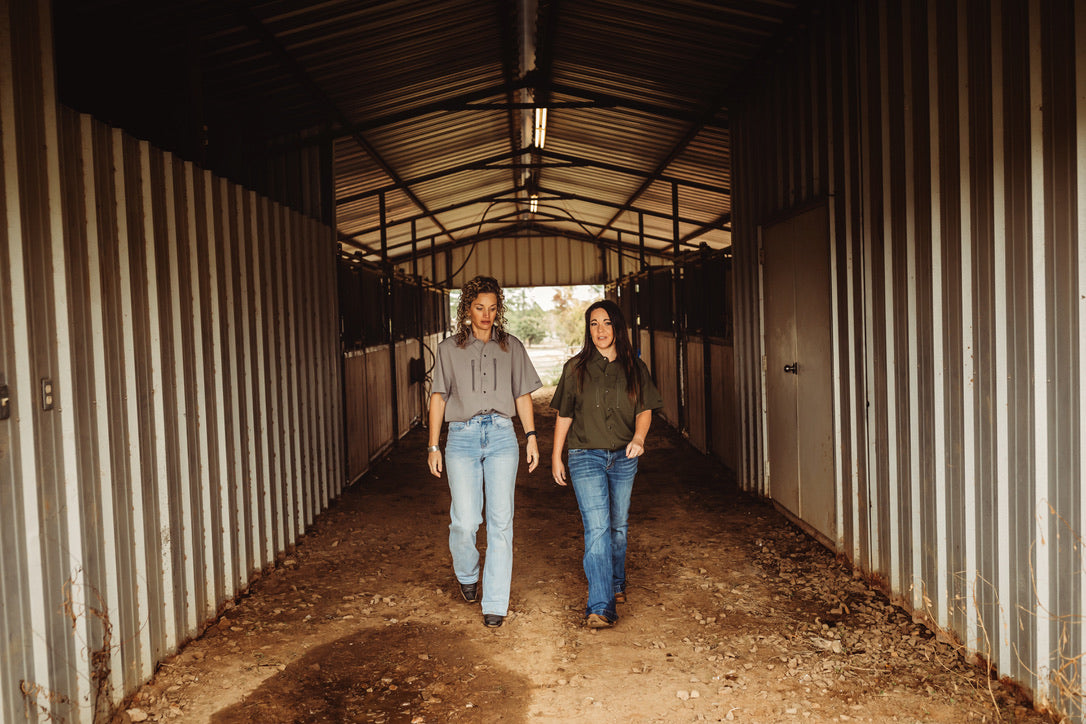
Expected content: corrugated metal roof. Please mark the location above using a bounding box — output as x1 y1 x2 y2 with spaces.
53 0 804 275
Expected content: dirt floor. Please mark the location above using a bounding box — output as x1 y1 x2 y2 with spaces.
117 390 1053 724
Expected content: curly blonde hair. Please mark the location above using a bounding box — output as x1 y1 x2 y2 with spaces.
454 275 508 350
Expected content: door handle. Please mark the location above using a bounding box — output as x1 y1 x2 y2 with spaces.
783 362 798 374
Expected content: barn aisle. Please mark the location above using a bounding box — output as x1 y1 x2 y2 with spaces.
118 392 1047 724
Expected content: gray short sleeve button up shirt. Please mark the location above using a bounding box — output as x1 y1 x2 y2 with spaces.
431 332 542 422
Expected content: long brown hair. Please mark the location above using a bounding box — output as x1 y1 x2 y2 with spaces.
453 275 508 350
574 299 640 400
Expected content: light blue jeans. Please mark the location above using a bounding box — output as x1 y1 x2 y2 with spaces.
568 448 639 622
444 413 520 616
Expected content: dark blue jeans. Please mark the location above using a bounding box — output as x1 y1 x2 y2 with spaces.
568 448 639 622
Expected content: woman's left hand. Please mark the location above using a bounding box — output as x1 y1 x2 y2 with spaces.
625 438 645 459
526 437 539 472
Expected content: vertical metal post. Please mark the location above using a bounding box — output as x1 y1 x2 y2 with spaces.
445 248 454 336
430 236 437 286
412 220 424 425
616 231 624 280
638 213 647 269
321 135 349 478
319 136 335 228
701 243 713 453
642 213 656 379
380 191 399 435
672 181 685 432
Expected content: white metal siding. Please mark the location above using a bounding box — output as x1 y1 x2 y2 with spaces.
732 1 1085 718
0 30 344 717
396 235 670 289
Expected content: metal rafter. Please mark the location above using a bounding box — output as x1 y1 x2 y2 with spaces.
592 98 727 244
361 204 704 264
232 3 456 246
341 184 729 244
496 0 523 200
528 0 561 198
336 146 728 206
545 81 714 125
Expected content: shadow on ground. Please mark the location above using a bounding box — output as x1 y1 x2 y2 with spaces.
211 623 530 723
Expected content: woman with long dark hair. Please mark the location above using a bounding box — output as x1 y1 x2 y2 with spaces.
550 299 663 627
428 275 542 628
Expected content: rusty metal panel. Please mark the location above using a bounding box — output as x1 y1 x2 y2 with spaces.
680 336 740 471
732 0 1086 717
365 346 395 456
652 332 679 427
395 339 421 437
344 351 371 483
709 341 738 471
685 337 706 452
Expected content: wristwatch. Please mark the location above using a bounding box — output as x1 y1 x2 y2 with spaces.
427 445 440 453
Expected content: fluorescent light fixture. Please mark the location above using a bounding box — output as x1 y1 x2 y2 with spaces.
533 107 547 148
530 194 538 214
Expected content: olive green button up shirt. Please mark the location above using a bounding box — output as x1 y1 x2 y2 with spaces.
550 350 663 451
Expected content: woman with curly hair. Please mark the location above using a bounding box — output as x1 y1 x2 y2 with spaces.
427 275 542 628
550 299 662 628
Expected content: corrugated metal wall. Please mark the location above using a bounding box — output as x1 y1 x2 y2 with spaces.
732 0 1084 718
683 338 739 471
0 3 344 718
343 335 438 483
399 236 669 289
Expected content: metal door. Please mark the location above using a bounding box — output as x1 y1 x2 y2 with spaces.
763 204 835 541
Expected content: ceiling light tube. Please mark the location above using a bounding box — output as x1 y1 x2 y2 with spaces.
533 107 547 148
530 194 538 214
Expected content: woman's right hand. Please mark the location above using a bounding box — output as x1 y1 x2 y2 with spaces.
552 454 568 486
428 450 443 477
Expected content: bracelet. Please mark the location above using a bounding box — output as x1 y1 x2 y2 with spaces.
525 431 537 439
427 445 440 453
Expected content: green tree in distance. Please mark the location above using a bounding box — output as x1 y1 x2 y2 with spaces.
505 289 548 347
550 286 601 351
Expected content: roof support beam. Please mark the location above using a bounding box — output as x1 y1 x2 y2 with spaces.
336 146 729 206
536 188 730 230
383 219 670 265
591 98 725 244
232 4 456 243
350 210 704 266
340 187 726 243
336 149 520 206
541 149 730 195
545 82 716 125
497 0 523 201
680 211 733 245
